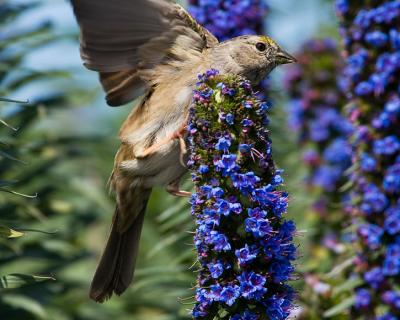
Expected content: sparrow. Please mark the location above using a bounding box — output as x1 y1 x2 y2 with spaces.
70 0 296 303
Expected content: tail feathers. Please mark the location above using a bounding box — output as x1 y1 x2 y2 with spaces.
89 189 151 303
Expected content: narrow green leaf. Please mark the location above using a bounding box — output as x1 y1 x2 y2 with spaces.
339 179 353 192
0 273 55 289
0 118 18 131
0 150 26 164
323 296 354 318
326 258 354 278
0 97 29 104
332 277 363 297
0 188 38 198
146 233 182 258
1 294 47 319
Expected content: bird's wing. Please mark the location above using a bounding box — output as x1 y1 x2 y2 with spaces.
71 0 218 106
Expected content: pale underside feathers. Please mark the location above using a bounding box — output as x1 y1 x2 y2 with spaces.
70 0 218 106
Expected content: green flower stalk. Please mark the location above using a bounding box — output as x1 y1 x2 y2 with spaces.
188 70 296 319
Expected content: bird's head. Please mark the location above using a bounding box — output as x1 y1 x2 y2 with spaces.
211 35 296 84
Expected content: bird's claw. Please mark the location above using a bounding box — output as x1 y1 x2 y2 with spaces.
166 177 191 197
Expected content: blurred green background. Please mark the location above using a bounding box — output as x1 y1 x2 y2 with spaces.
0 0 342 319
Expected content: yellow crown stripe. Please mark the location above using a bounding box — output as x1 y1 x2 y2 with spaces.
260 36 277 47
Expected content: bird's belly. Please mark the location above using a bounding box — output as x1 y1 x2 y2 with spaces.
143 142 188 188
120 140 187 188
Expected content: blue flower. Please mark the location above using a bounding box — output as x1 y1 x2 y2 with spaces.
373 136 400 155
229 202 242 214
241 118 254 127
382 290 400 308
215 154 239 176
215 136 231 152
220 285 240 306
377 313 397 320
231 310 259 320
207 284 223 301
265 295 291 320
200 185 213 198
383 244 400 276
247 207 267 219
364 267 384 289
239 143 252 153
203 208 220 226
384 210 400 235
238 271 267 300
225 113 234 125
365 31 388 47
355 81 374 96
269 259 294 282
335 0 349 15
358 223 383 250
360 152 377 172
235 244 258 265
207 262 225 279
355 289 371 308
211 187 224 198
361 183 388 214
231 171 261 194
245 217 272 238
390 29 400 50
383 164 400 193
243 101 253 109
199 165 209 174
208 231 231 252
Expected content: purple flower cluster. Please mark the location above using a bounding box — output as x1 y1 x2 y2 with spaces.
336 0 400 317
188 70 296 319
188 0 267 41
284 39 352 254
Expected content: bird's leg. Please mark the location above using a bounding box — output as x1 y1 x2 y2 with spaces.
166 177 191 197
139 121 188 159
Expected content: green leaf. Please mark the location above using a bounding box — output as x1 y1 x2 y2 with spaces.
0 273 55 289
339 179 353 192
0 118 18 131
0 188 38 198
0 179 17 187
332 277 363 297
323 296 354 318
0 97 29 104
0 149 26 164
326 258 354 278
1 294 47 319
0 225 24 238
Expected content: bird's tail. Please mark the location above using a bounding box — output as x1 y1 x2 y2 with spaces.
89 187 152 303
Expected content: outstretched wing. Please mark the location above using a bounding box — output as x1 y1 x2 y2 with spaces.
70 0 218 106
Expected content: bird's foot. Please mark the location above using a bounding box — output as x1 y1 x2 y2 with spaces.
167 178 191 197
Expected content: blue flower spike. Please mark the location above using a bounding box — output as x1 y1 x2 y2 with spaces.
189 70 296 319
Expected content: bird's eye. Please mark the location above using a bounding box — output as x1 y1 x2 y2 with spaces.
256 42 267 52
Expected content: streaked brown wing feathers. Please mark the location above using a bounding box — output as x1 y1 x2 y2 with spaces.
70 0 219 106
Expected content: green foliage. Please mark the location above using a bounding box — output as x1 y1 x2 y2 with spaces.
0 2 193 319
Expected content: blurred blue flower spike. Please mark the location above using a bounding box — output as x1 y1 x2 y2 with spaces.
336 0 400 317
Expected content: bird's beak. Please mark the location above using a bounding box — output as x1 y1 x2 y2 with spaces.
276 48 297 65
